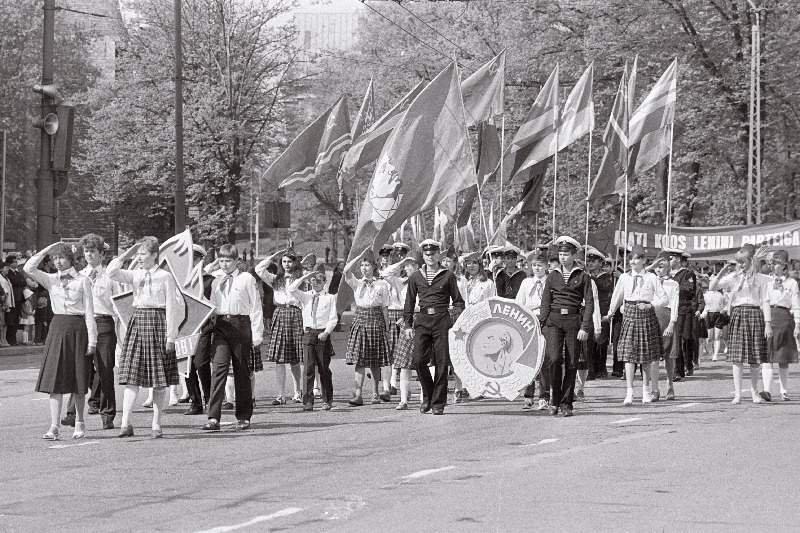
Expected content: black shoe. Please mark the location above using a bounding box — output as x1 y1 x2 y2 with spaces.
673 375 683 382
420 402 432 414
87 405 100 415
379 391 391 402
687 368 694 376
235 420 250 431
178 397 190 404
102 418 114 430
61 414 75 427
222 402 234 410
390 386 398 395
561 406 574 417
303 402 314 411
759 391 772 402
202 420 220 431
184 405 203 415
548 406 559 416
432 408 444 415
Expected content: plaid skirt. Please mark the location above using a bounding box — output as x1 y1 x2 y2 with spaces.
728 306 768 364
345 307 389 368
768 307 797 364
250 345 264 372
118 308 179 388
387 308 404 361
267 305 303 364
36 315 91 394
393 313 416 369
617 304 663 364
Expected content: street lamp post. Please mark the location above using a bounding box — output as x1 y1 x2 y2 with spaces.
746 0 762 225
174 0 186 232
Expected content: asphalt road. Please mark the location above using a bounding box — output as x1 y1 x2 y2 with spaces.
1 333 799 532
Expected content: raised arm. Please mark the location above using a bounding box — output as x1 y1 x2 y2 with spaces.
23 244 58 289
254 249 286 286
107 243 139 285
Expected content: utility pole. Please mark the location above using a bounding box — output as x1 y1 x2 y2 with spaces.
35 0 57 249
174 0 186 232
747 0 763 225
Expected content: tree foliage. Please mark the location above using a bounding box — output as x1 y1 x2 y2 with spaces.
76 0 304 245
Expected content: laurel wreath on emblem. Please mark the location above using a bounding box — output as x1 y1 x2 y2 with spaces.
449 297 546 401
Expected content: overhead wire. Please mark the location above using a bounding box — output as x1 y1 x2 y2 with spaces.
394 0 475 60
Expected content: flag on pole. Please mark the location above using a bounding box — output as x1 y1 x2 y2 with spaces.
347 63 475 259
502 65 559 185
461 50 505 127
510 63 595 184
629 58 676 145
588 64 631 204
491 175 545 244
457 121 501 229
340 81 426 181
339 79 375 209
271 96 350 188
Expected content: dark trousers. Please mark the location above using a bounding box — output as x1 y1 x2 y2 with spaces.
544 313 582 409
611 313 624 375
68 317 116 421
592 322 610 376
674 313 694 376
413 311 451 410
186 329 212 408
303 328 333 405
208 317 253 422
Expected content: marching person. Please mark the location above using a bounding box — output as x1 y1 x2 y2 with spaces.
202 244 263 431
108 237 181 438
709 244 772 404
585 248 614 380
184 245 214 415
343 249 391 406
516 249 549 410
78 234 118 429
761 250 800 401
700 283 727 362
25 243 97 440
494 247 526 299
456 251 496 403
539 236 594 417
383 251 423 410
651 252 679 400
255 248 304 405
605 245 665 404
289 266 338 411
665 249 697 380
402 239 464 415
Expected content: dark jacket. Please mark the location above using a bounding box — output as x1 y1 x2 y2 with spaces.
540 266 595 332
404 266 464 329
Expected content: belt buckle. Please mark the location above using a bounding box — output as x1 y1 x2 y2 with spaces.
560 308 568 315
427 308 435 315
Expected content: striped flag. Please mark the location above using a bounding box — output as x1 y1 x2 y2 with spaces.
502 65 559 184
461 50 505 126
339 80 374 208
588 63 632 204
340 80 426 181
270 95 351 188
629 58 676 145
457 121 501 229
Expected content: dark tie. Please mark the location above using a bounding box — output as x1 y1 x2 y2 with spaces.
60 273 73 291
311 293 319 325
221 274 233 296
775 277 784 291
532 280 542 298
633 275 643 292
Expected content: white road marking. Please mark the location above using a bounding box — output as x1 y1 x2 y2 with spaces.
196 507 302 533
676 402 699 409
611 417 642 424
31 398 50 401
402 465 457 480
49 441 98 449
521 438 559 447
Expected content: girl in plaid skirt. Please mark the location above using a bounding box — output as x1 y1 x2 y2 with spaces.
761 250 800 401
709 244 773 404
606 245 666 405
256 249 304 405
24 243 97 440
108 237 181 438
385 252 423 410
344 250 390 406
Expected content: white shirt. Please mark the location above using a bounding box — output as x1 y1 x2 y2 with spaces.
288 279 338 334
459 276 496 307
701 290 726 314
770 275 800 325
211 269 264 345
80 263 118 317
608 270 668 317
711 271 772 321
107 260 181 342
254 262 301 306
515 276 545 315
24 258 98 347
0 272 13 309
346 273 389 308
656 277 680 323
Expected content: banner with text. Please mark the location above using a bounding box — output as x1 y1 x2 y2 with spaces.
589 221 800 260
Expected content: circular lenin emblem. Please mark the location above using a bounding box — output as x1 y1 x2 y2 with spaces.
449 297 546 400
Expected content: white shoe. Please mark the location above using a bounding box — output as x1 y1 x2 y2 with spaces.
142 398 153 408
169 395 179 406
536 399 549 411
642 393 652 404
623 394 633 406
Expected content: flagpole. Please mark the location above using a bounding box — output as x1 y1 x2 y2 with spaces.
552 140 559 239
476 186 491 246
623 170 629 272
584 133 593 250
665 121 674 238
499 116 506 216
